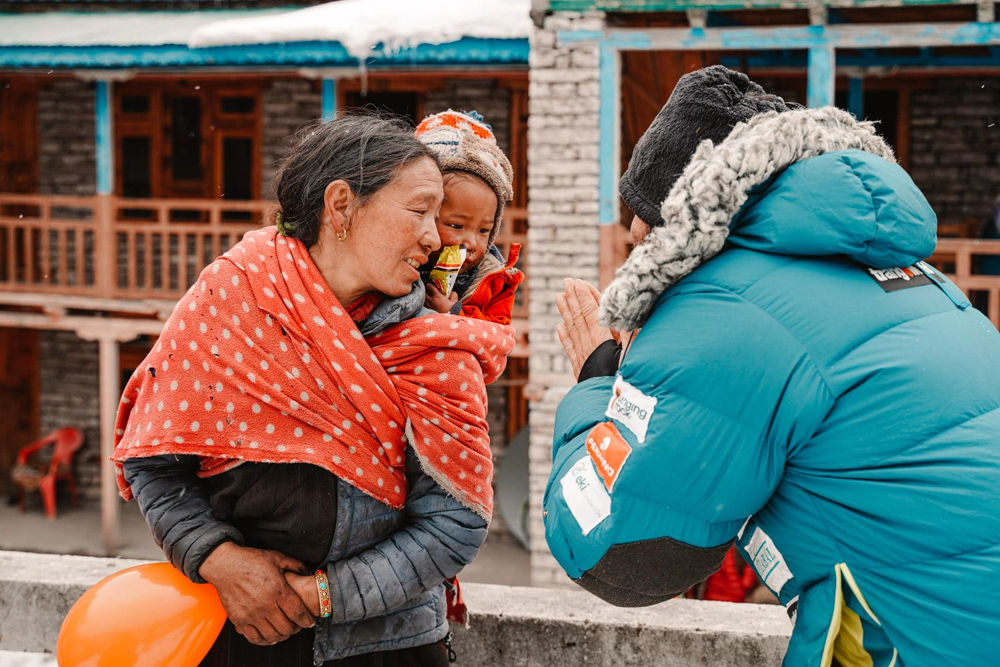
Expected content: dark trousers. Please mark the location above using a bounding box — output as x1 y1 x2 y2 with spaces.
200 622 451 667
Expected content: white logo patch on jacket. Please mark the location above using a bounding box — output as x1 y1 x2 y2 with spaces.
605 375 657 443
560 457 611 536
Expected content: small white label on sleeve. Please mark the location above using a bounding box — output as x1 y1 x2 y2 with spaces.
744 526 794 596
605 375 657 443
560 456 611 536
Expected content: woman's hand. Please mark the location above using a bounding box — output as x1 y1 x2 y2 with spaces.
284 571 322 618
556 278 616 378
425 282 459 313
198 541 316 646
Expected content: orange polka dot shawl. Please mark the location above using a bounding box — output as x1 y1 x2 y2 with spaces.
113 227 515 520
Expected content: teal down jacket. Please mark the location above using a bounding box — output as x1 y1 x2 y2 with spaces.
544 115 1000 666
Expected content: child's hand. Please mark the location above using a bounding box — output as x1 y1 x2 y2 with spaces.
425 282 459 313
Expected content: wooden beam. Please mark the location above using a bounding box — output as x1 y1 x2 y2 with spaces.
97 336 120 555
0 310 163 338
335 69 528 92
0 291 174 318
896 86 912 169
600 224 630 290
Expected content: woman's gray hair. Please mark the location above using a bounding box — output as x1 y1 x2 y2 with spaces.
275 112 437 246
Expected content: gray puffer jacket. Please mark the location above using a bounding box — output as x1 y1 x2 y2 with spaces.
122 282 488 662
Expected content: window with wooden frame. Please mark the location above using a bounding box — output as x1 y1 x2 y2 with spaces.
114 80 261 205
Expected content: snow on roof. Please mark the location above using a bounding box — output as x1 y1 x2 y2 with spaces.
188 0 532 59
0 10 284 47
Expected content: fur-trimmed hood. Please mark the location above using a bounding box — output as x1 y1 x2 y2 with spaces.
600 106 936 331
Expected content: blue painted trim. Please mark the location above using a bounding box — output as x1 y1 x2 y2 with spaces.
719 51 1000 68
95 80 112 195
322 79 336 123
599 42 620 226
807 45 835 107
548 0 975 10
848 77 864 119
559 30 652 49
559 23 1000 50
0 37 529 69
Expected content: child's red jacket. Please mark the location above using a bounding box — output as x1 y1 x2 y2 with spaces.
457 243 524 325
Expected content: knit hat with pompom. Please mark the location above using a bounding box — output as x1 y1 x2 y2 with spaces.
415 109 514 243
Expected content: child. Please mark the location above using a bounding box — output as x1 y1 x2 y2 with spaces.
415 110 524 325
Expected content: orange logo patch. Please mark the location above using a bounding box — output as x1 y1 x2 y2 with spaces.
586 421 633 492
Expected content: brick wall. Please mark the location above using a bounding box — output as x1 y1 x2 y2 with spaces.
424 80 512 156
260 78 321 201
910 78 1000 228
38 79 95 196
526 11 605 586
38 331 101 500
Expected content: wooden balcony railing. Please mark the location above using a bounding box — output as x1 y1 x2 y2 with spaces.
0 193 270 301
926 238 1000 329
0 193 532 355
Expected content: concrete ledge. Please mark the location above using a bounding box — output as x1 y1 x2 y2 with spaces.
454 584 790 666
0 550 791 665
0 551 151 654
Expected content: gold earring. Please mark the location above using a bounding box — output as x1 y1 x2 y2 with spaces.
336 228 348 241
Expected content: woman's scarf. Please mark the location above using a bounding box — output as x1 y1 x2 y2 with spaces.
113 227 515 520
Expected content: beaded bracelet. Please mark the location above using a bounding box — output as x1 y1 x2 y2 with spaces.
315 569 332 618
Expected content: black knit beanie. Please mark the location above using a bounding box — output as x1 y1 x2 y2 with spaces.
619 65 789 227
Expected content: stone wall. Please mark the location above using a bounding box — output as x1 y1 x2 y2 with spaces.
909 77 1000 228
259 78 321 201
526 11 605 586
37 79 95 196
1 550 793 665
424 80 512 156
38 332 100 500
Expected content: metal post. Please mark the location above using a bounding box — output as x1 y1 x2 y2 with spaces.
807 44 835 108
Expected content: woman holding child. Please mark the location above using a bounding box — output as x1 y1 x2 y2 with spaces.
111 111 519 666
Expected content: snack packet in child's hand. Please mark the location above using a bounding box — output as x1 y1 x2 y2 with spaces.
429 245 467 296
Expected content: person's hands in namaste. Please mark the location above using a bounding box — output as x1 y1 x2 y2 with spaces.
556 278 619 378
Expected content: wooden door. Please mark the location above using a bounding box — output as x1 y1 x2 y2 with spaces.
0 78 39 193
161 88 213 199
0 328 39 494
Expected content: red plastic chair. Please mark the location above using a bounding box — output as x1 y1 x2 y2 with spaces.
12 427 83 520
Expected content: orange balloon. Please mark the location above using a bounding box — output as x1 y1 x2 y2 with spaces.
57 562 226 667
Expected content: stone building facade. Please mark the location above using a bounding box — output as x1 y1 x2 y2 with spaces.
526 11 605 586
